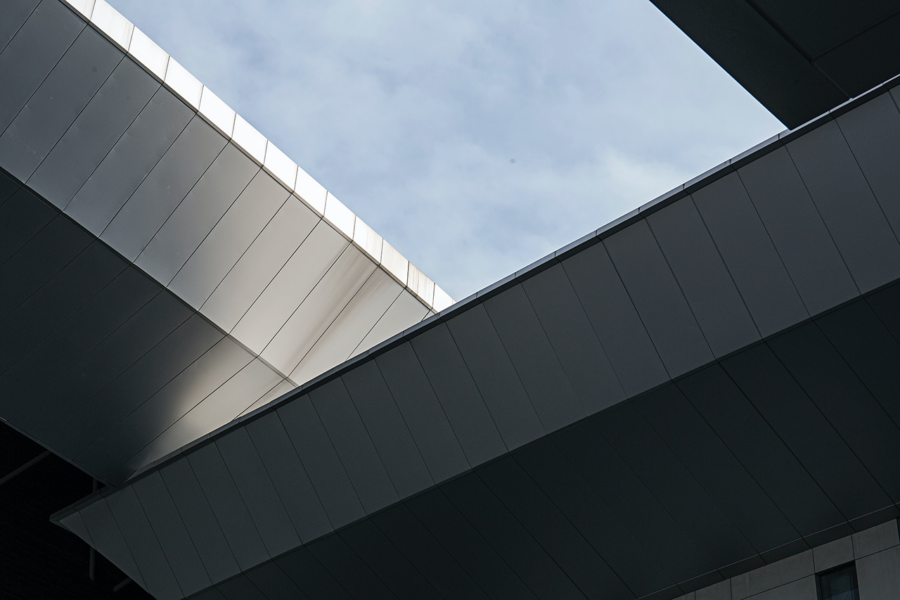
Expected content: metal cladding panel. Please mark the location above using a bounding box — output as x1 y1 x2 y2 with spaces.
479 457 633 600
0 170 19 205
245 562 308 600
521 263 625 416
136 144 259 286
102 116 228 261
237 378 293 418
483 285 584 433
815 12 900 97
769 324 900 502
446 304 545 451
306 535 396 600
79 498 146 589
870 282 900 340
342 361 434 498
677 364 843 538
723 344 892 521
787 120 900 293
648 198 761 357
160 459 241 584
370 506 485 600
291 269 402 384
232 219 348 355
245 412 333 543
515 439 674 598
0 0 39 54
277 396 366 528
634 384 801 552
65 87 192 234
0 27 122 181
28 57 160 209
107 487 183 600
60 511 92 547
216 428 301 557
692 172 808 337
410 323 507 467
202 198 319 333
553 421 714 583
188 442 270 571
309 378 399 514
192 588 227 600
738 146 858 315
132 471 213 597
406 488 539 600
350 289 430 358
216 577 267 600
0 188 55 265
168 170 288 309
375 342 470 483
562 242 669 396
0 0 84 134
275 547 353 600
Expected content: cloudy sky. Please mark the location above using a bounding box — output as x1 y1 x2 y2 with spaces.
109 0 783 300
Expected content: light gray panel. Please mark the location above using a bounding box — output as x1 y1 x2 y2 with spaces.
132 471 212 597
857 545 900 600
262 245 376 377
216 428 301 557
28 57 160 208
102 116 228 261
410 323 507 467
169 170 287 309
375 342 469 482
739 146 857 315
60 512 92 547
65 87 192 233
245 411 333 543
160 459 240 584
232 220 348 355
692 171 808 337
291 269 402 384
521 263 625 416
648 198 760 357
187 443 270 571
237 379 294 418
202 198 318 332
79 499 146 589
0 0 39 54
0 27 122 181
605 220 713 377
107 487 183 600
0 0 84 133
787 120 900 292
812 537 853 572
310 378 399 513
562 242 669 396
350 289 430 358
277 396 366 528
730 550 812 600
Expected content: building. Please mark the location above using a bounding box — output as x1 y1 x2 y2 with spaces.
2 0 900 598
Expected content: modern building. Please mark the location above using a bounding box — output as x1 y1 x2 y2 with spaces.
2 0 900 599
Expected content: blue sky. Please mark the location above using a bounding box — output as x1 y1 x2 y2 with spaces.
109 0 783 299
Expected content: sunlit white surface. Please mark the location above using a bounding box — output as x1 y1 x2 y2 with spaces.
90 0 133 50
353 218 384 262
128 28 168 80
263 141 298 189
407 264 435 306
380 240 409 286
323 192 356 240
199 87 236 137
164 58 202 108
231 115 267 164
65 0 95 20
432 285 453 312
294 166 327 215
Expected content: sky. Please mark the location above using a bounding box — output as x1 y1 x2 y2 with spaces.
109 0 783 300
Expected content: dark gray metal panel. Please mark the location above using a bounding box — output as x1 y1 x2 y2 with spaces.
634 384 800 553
483 284 584 432
410 323 507 467
738 146 858 315
787 120 900 292
604 220 713 376
0 27 121 181
648 198 760 357
307 534 396 600
132 471 212 597
160 459 240 584
60 511 92 547
562 242 668 396
216 428 302 557
0 188 56 265
515 439 674 598
275 547 353 600
692 172 808 337
869 282 900 340
136 143 258 286
375 342 470 482
107 487 183 600
445 304 544 450
342 360 434 498
479 457 633 600
187 442 270 571
245 562 309 600
79 498 146 589
28 57 160 209
216 577 266 600
723 344 892 521
0 0 39 54
191 588 227 600
102 116 227 261
277 396 366 529
0 0 84 134
310 378 399 514
245 411 333 543
521 263 625 416
0 170 19 205
65 87 192 234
